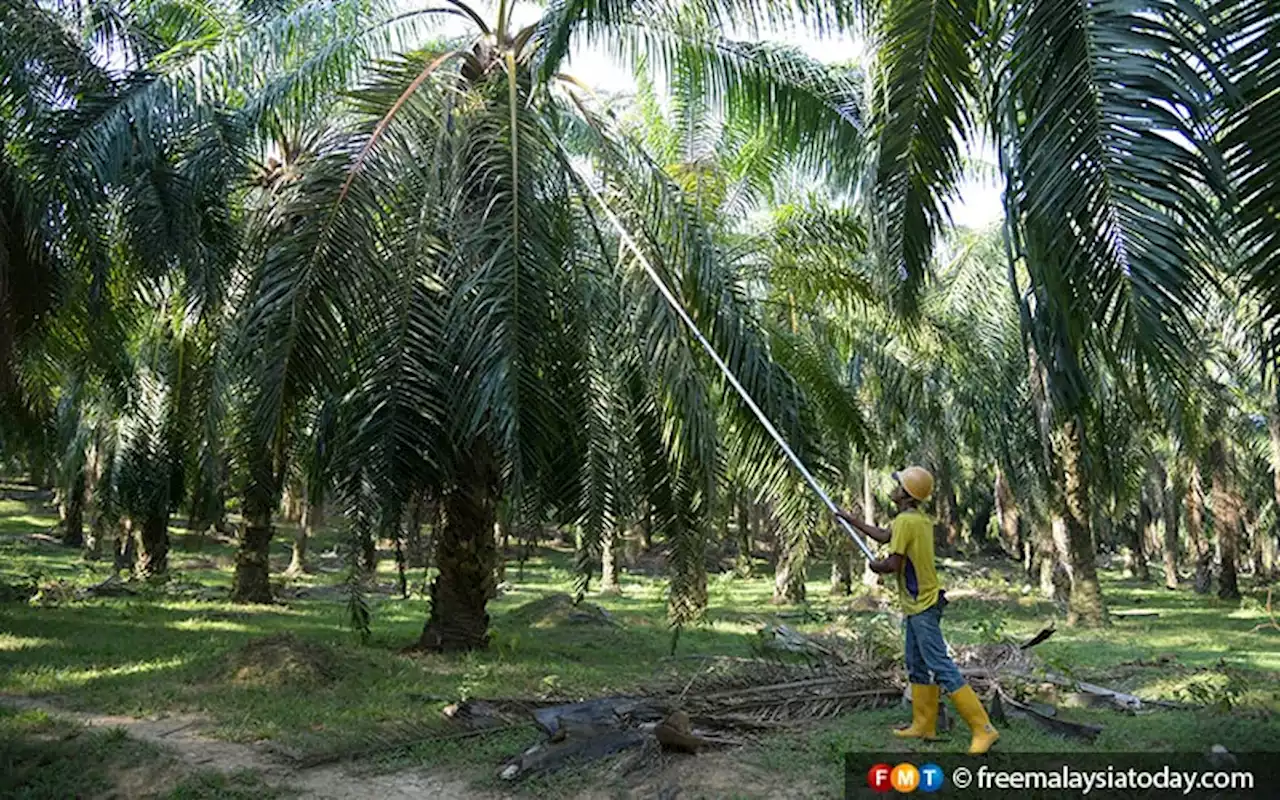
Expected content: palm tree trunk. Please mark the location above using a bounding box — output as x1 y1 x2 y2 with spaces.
1269 397 1280 529
771 504 805 604
59 470 86 548
394 530 409 598
280 480 303 522
28 448 54 489
232 461 277 603
213 478 232 536
1022 519 1035 579
132 511 169 578
1184 461 1211 595
932 462 961 552
1094 509 1114 563
1209 439 1241 600
360 526 378 573
1257 528 1277 583
1053 417 1107 626
1024 419 1054 591
115 519 135 571
1246 508 1265 580
772 544 806 604
735 492 752 576
642 504 653 551
600 523 620 593
494 520 508 586
1160 463 1180 589
1130 499 1153 583
1263 404 1280 583
82 439 105 558
756 501 772 570
232 427 283 602
286 499 316 576
830 506 853 596
1039 517 1061 597
232 512 274 603
404 493 431 568
416 443 500 652
927 458 960 553
970 497 993 549
1216 514 1241 600
1046 517 1072 605
994 468 1020 558
84 496 104 560
1024 346 1100 620
1161 509 1181 589
829 552 852 595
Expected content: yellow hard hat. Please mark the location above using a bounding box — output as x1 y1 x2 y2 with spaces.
893 466 934 501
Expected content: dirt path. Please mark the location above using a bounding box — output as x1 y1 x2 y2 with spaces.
0 696 498 799
1 696 830 799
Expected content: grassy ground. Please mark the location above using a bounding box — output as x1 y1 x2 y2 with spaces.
0 705 284 799
2 488 1279 798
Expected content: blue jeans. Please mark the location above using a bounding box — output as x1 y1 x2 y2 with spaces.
904 604 965 693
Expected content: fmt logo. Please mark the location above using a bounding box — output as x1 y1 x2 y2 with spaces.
891 763 920 792
867 763 893 792
867 762 944 793
918 764 943 792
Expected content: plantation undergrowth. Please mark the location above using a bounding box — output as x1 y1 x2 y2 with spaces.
2 492 1278 799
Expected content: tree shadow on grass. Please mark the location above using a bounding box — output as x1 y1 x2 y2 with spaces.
0 600 353 705
0 705 165 799
0 587 771 750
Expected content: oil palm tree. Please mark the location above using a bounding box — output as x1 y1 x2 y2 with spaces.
848 0 1280 624
610 66 874 603
234 0 867 646
1 0 273 574
3 0 465 592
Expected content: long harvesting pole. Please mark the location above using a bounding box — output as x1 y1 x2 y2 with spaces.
581 174 877 561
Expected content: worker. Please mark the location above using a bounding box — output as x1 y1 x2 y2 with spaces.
836 466 999 754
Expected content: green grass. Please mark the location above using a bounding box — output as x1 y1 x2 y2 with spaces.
0 706 157 798
0 498 58 538
1 491 1278 798
166 771 290 800
0 706 285 800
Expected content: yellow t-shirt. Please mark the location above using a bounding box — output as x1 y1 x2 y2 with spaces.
887 509 940 615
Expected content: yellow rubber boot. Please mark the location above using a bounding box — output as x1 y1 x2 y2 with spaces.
892 684 939 739
950 684 999 754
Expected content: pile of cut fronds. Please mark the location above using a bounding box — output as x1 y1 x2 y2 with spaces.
639 657 899 733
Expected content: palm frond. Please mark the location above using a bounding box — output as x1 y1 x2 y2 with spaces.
113 366 174 522
552 16 866 189
1212 1 1280 333
870 0 980 315
1001 0 1221 386
536 0 865 82
770 328 868 452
